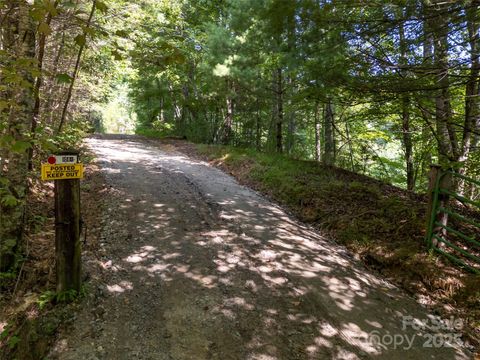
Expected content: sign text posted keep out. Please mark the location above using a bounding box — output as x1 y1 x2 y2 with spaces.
41 163 84 181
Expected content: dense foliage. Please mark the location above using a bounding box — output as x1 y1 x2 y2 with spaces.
0 0 116 272
125 0 480 194
2 0 480 273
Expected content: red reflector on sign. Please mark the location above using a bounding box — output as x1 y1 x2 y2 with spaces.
47 156 56 164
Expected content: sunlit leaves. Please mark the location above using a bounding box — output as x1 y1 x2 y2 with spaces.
30 8 46 22
0 100 9 112
1 195 19 208
0 135 14 147
115 30 129 38
38 22 52 35
74 34 86 46
62 1 78 9
0 178 10 187
44 0 59 16
11 141 32 154
56 73 73 84
83 27 96 37
111 50 123 61
95 0 108 14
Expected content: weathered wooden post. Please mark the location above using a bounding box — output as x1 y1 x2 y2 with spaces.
41 150 84 294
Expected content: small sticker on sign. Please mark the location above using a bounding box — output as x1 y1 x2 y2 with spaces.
48 155 78 164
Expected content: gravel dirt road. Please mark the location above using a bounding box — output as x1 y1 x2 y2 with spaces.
50 135 472 359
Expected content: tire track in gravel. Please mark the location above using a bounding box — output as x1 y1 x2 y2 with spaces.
50 135 472 360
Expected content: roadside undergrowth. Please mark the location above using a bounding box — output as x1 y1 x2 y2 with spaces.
170 142 480 350
0 145 105 360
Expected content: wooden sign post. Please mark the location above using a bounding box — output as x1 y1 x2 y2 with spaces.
41 150 84 294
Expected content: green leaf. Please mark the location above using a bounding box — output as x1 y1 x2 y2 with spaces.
20 79 33 89
30 8 45 21
74 34 86 46
8 335 20 349
62 1 77 9
56 73 73 84
115 30 129 38
0 100 9 111
95 1 108 13
111 50 123 61
38 22 52 35
0 134 14 144
1 195 18 207
83 27 96 37
44 0 59 16
0 177 10 186
11 140 32 153
37 290 56 310
0 325 10 340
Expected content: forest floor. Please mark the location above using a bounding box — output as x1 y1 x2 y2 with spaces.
38 134 474 359
0 144 106 359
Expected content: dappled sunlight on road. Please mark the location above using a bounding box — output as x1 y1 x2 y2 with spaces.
57 136 470 360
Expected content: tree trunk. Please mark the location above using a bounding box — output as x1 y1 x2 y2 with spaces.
428 4 455 166
45 31 66 126
57 0 97 135
28 0 59 170
402 97 414 190
398 15 414 190
345 117 355 171
223 95 234 144
275 67 283 153
323 98 335 165
256 100 261 150
458 2 480 195
425 3 454 244
426 165 450 249
220 79 234 145
314 101 321 162
286 77 295 154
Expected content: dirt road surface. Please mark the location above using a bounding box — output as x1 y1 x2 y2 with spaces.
50 136 472 359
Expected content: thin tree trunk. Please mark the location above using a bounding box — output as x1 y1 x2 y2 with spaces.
458 2 480 195
256 100 261 150
275 67 283 153
28 0 59 170
402 96 414 190
223 95 234 144
323 98 335 165
221 79 234 145
286 76 295 154
314 100 321 162
398 15 414 190
45 31 66 126
428 4 453 166
345 118 355 171
56 0 97 135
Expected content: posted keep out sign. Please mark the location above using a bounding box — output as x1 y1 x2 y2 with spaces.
41 163 84 181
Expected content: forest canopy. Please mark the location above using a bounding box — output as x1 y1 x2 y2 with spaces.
1 0 480 270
